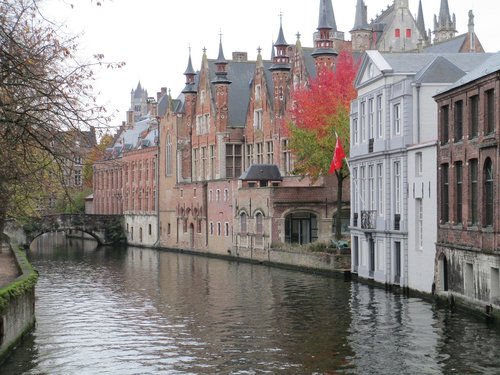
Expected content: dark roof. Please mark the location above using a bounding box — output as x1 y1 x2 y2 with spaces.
239 164 282 181
414 56 465 84
423 34 466 53
438 51 500 94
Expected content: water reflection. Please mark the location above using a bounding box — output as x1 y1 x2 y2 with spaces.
1 233 500 374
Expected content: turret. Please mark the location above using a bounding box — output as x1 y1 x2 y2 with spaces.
312 0 338 72
350 0 371 52
269 15 290 118
211 36 231 133
433 0 457 43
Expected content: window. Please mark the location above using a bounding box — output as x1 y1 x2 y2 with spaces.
485 89 495 134
224 188 229 201
353 118 359 145
166 134 172 176
240 212 247 233
208 190 213 202
360 166 366 210
441 164 449 223
352 167 358 215
395 28 400 38
406 28 412 38
193 148 199 180
254 109 263 129
224 222 229 236
368 98 374 139
255 84 261 101
377 95 383 138
281 139 292 174
360 102 366 141
226 144 242 178
393 103 401 135
440 105 449 144
454 100 463 142
216 189 220 201
255 213 263 235
469 159 478 225
246 144 254 169
210 145 216 179
266 141 274 164
469 95 479 138
377 163 383 215
368 165 375 210
148 224 152 236
455 161 463 224
201 147 207 180
416 199 423 249
210 222 214 235
284 212 318 245
256 143 263 164
217 222 221 236
394 161 401 214
484 158 494 226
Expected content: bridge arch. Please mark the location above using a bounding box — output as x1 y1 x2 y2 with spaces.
5 214 126 248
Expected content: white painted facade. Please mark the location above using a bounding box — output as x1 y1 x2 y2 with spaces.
349 51 487 293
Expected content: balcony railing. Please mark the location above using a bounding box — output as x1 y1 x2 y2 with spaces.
361 210 376 229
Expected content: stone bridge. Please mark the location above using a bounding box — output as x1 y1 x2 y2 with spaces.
4 214 126 247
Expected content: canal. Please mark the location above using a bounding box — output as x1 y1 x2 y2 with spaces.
2 233 500 374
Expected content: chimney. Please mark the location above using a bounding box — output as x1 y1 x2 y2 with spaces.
126 110 134 127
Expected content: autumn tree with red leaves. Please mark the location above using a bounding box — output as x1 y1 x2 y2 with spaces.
288 50 358 240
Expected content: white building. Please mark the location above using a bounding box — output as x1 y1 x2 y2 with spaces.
349 51 491 293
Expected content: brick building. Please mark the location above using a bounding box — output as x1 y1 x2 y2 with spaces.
435 52 500 312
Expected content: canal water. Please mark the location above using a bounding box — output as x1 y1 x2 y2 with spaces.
2 234 500 374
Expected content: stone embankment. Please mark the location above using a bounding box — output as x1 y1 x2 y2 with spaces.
0 238 37 365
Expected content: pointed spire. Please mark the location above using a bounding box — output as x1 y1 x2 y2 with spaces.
352 0 368 31
270 13 290 72
416 0 427 40
212 34 231 85
182 47 197 94
275 13 288 47
312 0 337 60
256 46 264 69
216 32 227 63
318 0 337 32
433 0 457 42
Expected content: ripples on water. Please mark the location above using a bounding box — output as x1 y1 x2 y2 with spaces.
2 233 500 374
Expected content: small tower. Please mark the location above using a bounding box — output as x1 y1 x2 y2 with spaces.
180 49 197 181
350 0 371 52
312 0 338 72
433 0 457 43
269 15 291 118
130 81 148 122
211 36 231 133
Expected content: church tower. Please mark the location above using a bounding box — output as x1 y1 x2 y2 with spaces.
269 16 291 119
312 0 338 72
433 0 457 43
211 37 231 133
350 0 371 52
180 51 197 182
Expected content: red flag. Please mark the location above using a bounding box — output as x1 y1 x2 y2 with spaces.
329 137 346 174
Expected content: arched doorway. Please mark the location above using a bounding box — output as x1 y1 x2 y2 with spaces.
439 255 449 291
189 223 194 248
284 212 318 245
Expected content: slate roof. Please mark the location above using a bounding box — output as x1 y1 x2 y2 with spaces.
438 51 500 94
414 56 465 84
239 164 282 181
423 34 467 53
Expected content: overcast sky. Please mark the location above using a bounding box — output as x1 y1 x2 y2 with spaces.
42 0 499 134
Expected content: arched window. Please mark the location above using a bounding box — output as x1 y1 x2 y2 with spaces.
166 133 172 176
240 212 247 233
255 213 263 235
484 158 494 226
285 212 318 245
